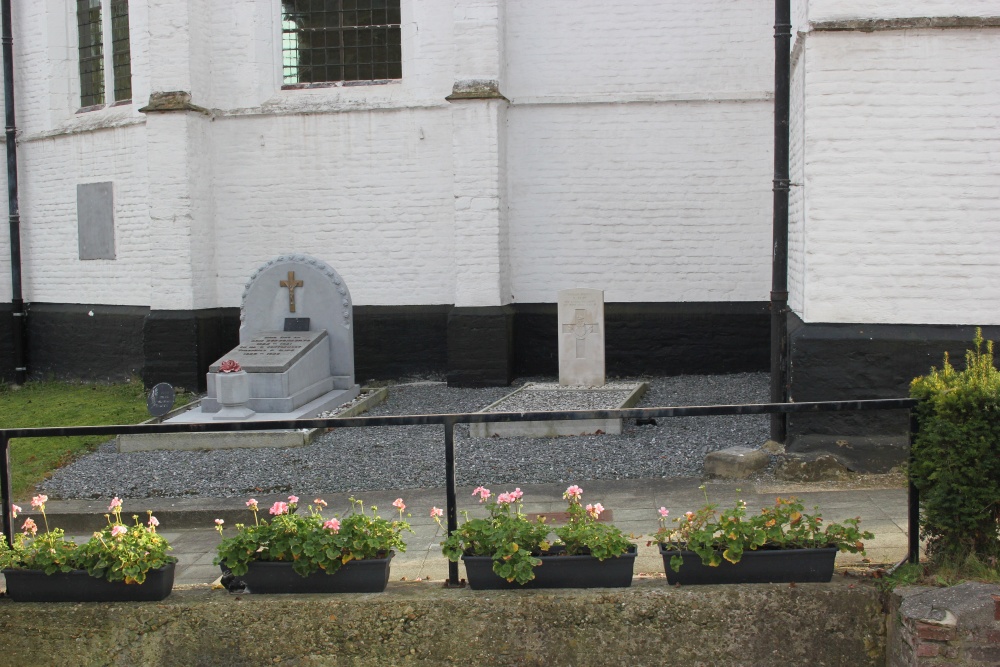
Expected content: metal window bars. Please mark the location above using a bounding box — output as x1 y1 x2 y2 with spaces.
77 0 104 107
282 0 402 85
0 397 920 587
110 0 131 102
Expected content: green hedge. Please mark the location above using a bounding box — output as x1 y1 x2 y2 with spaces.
910 329 1000 561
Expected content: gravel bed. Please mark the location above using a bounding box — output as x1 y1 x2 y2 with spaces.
39 373 769 500
482 388 636 412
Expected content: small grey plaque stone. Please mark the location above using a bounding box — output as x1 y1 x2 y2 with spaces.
147 383 176 417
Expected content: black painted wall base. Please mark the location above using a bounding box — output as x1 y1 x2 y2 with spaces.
514 302 769 377
0 302 13 382
142 309 239 392
6 301 771 392
786 314 1000 472
354 305 450 382
447 306 515 387
25 303 147 383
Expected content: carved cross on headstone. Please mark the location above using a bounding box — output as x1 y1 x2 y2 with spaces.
279 271 304 313
562 309 599 359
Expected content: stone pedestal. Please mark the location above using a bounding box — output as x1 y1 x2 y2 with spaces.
213 371 255 421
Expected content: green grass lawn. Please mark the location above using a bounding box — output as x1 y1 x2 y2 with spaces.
0 380 186 499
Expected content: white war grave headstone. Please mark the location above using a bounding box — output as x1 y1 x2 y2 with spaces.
558 288 605 387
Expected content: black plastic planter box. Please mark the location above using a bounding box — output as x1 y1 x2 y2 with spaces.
463 545 636 590
659 544 838 585
221 551 394 594
2 562 175 602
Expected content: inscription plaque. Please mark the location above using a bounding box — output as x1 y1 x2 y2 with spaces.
209 330 329 374
147 383 176 417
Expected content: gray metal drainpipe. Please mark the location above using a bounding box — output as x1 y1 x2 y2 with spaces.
770 0 792 441
2 0 26 384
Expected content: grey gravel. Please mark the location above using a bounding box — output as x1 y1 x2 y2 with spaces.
39 373 769 500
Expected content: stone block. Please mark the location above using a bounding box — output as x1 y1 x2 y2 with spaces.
703 446 769 479
774 453 852 482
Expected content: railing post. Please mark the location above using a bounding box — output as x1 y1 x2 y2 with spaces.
443 417 461 586
907 409 920 565
0 433 12 547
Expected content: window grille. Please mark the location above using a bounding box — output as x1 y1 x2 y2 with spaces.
77 0 104 107
76 0 132 109
111 0 132 102
282 0 402 86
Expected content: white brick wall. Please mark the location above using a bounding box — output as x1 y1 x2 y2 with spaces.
8 0 996 330
788 40 807 315
209 109 457 307
795 28 1000 325
808 0 1000 22
507 101 773 303
505 0 773 100
18 125 152 306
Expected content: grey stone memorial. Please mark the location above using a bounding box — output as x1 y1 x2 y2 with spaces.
119 254 361 451
199 254 360 418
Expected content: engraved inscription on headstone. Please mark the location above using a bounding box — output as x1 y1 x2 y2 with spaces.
147 383 176 417
209 330 328 374
557 288 605 387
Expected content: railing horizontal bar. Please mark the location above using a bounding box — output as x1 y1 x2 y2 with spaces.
0 398 918 439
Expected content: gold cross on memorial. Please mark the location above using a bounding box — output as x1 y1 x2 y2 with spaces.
279 271 304 313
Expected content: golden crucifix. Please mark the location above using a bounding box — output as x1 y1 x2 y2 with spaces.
279 271 304 313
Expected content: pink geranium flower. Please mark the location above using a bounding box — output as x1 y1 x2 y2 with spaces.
586 503 604 519
215 518 224 526
658 507 669 518
269 501 289 516
430 507 444 519
108 497 122 512
563 485 583 501
471 486 491 503
148 515 160 528
21 518 37 536
11 504 21 518
246 499 258 511
31 494 48 510
510 488 523 501
496 493 513 505
313 498 327 508
392 498 406 512
111 525 128 538
323 519 341 533
288 495 299 505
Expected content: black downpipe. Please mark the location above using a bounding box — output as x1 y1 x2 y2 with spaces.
769 0 791 441
2 0 24 385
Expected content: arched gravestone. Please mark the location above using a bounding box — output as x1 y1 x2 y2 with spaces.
201 254 359 414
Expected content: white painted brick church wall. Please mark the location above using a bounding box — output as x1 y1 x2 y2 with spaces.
505 0 773 100
17 126 152 305
808 0 1000 22
800 29 1000 325
504 1 773 304
506 102 773 304
787 41 807 316
209 109 456 307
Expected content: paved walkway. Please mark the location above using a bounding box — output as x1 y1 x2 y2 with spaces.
30 476 913 588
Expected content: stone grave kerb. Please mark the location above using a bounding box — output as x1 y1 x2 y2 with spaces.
240 254 355 388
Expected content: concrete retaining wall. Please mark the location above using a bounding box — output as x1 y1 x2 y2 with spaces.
0 579 885 666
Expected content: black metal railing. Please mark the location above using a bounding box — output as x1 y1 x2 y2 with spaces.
0 397 920 586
